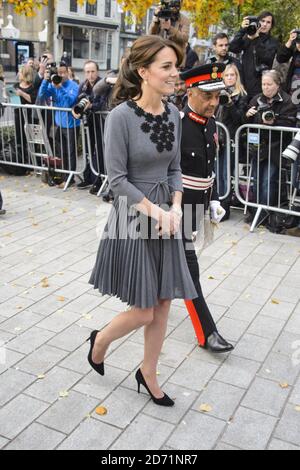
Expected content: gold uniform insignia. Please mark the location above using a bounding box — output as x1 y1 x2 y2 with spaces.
211 66 218 79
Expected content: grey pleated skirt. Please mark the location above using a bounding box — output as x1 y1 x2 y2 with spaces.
89 197 197 309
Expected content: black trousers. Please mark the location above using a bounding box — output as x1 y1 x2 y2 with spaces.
182 189 217 345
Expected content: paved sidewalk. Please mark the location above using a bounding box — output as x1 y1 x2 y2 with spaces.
0 172 300 451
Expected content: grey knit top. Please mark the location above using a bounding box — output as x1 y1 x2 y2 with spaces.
104 100 183 207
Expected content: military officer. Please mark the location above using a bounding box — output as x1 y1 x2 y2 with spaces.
180 63 234 353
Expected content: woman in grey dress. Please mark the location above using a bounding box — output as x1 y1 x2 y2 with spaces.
88 35 197 407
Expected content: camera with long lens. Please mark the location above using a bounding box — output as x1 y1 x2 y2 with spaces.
157 0 181 22
46 63 62 85
246 16 261 36
282 130 300 163
73 93 91 118
219 87 234 106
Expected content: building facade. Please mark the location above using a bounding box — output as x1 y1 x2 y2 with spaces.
55 0 121 71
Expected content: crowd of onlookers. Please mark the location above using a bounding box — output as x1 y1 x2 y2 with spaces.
0 9 300 233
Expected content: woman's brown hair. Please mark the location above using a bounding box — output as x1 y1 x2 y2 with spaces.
112 35 184 107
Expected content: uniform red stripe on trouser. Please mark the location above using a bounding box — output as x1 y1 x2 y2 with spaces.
185 299 206 346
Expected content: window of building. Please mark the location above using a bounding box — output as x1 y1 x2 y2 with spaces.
70 0 78 13
91 29 107 64
73 27 90 59
105 0 111 18
86 0 97 16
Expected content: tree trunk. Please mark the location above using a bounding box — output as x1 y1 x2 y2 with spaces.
47 0 55 53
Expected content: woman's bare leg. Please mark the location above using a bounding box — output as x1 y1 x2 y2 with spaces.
141 299 172 398
92 307 154 363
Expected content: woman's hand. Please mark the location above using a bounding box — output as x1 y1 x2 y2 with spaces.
246 106 258 118
156 209 181 237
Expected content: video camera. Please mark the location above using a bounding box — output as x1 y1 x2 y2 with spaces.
245 16 262 36
156 0 181 23
46 63 62 86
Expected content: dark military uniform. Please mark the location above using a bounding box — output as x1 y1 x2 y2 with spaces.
180 64 233 352
181 106 219 345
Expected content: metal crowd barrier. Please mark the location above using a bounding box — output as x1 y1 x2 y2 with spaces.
0 102 87 191
83 111 109 196
215 121 232 201
234 123 300 232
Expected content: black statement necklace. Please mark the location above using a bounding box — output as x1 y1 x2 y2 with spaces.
127 100 175 153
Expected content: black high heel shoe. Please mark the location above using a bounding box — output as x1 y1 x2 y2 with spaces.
135 368 174 407
86 330 105 376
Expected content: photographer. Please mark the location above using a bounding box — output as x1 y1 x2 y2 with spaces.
38 62 80 184
216 64 248 219
207 33 243 82
73 61 106 192
149 0 190 50
276 29 300 125
229 11 279 100
245 70 297 223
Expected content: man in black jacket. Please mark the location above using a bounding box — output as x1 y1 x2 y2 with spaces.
179 64 234 354
229 11 279 100
73 61 106 192
207 33 243 83
276 29 300 123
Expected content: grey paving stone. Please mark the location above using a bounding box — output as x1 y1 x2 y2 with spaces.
0 436 9 449
214 356 260 389
94 386 149 428
242 377 290 417
0 348 25 375
37 391 99 435
6 326 55 355
105 341 146 372
110 414 174 450
25 366 82 403
169 358 219 392
258 352 300 385
0 394 48 439
206 288 241 308
167 411 226 450
0 368 36 407
60 292 106 315
59 343 92 375
0 296 35 319
272 286 300 304
222 407 277 450
225 301 261 323
215 442 241 450
260 263 291 278
193 380 245 422
272 331 300 357
143 383 198 425
37 309 82 333
159 338 195 369
240 286 273 307
247 316 286 341
73 366 129 400
169 318 199 345
4 423 66 450
57 418 121 450
285 313 300 335
17 344 69 375
47 324 92 352
268 439 300 451
232 334 274 362
215 317 250 342
260 300 296 321
0 310 43 335
274 405 300 447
